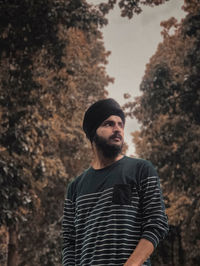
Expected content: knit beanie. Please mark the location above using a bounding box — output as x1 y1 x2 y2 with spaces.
83 98 125 141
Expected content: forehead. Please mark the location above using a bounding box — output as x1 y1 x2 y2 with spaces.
103 115 123 123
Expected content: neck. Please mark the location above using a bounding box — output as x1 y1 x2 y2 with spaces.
91 144 123 170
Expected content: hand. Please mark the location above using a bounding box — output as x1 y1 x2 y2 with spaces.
123 238 154 266
123 259 140 266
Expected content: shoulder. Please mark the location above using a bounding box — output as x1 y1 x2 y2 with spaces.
123 156 158 179
123 156 155 169
123 156 148 164
66 168 90 201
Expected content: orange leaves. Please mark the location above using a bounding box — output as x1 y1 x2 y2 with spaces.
160 17 179 31
171 142 178 152
183 0 200 15
66 27 90 60
166 191 193 226
0 225 8 266
98 0 169 19
0 1 112 265
126 3 200 264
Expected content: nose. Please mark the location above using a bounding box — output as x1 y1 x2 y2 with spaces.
113 123 122 132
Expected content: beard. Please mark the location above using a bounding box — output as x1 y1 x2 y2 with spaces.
93 132 123 159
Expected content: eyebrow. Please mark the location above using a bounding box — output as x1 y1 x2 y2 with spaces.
102 119 124 126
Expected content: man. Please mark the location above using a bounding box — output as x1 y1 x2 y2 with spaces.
62 98 168 266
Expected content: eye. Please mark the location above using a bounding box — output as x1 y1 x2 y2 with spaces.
102 121 112 127
118 122 124 129
104 121 112 126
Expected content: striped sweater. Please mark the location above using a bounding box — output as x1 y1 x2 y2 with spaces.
62 156 168 266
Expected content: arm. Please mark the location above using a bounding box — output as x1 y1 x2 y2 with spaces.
125 161 168 265
62 185 76 266
124 238 154 266
140 171 169 248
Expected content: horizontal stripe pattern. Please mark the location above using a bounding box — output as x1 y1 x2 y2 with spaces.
62 199 76 266
140 176 169 247
62 164 168 266
73 187 142 265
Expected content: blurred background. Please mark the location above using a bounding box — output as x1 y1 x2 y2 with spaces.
0 0 200 265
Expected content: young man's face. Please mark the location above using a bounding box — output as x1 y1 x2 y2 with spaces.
96 115 124 144
93 115 124 158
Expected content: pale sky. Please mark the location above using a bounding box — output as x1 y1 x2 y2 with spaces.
88 0 186 155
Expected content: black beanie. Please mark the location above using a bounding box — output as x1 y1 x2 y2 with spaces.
83 98 125 141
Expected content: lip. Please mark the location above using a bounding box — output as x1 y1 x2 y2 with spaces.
111 136 122 141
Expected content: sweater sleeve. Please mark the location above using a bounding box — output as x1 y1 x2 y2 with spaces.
140 161 169 248
62 182 76 266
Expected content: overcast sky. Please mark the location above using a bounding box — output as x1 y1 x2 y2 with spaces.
88 0 186 155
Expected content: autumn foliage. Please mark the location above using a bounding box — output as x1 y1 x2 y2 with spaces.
0 0 112 265
97 0 169 18
1 0 199 265
125 1 200 265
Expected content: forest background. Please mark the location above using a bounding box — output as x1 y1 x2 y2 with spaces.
0 0 199 265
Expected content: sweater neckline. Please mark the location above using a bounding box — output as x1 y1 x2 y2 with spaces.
89 155 126 173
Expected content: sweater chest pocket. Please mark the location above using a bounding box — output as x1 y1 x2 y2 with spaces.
112 184 132 205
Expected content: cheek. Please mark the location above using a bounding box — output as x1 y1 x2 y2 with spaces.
96 128 108 137
96 128 102 136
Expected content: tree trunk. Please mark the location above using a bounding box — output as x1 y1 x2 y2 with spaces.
0 225 9 266
7 224 18 266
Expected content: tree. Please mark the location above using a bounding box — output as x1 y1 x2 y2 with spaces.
93 0 169 19
1 0 195 265
0 1 112 265
124 0 200 265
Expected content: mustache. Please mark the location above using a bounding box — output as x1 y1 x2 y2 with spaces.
110 133 122 140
